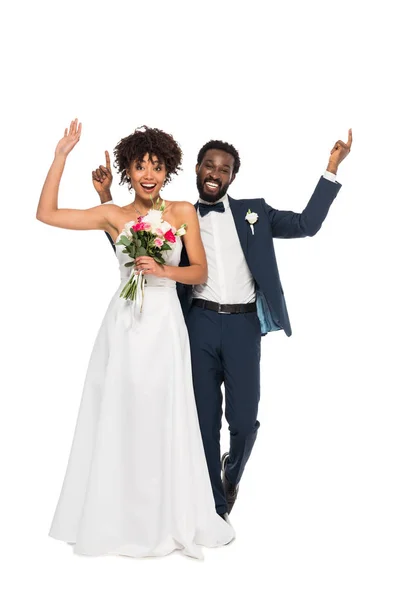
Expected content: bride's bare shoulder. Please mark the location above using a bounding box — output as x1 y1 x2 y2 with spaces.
169 200 197 217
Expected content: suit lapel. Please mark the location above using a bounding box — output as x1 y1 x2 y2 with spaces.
229 196 248 256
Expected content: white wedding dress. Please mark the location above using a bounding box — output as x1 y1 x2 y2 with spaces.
49 224 235 559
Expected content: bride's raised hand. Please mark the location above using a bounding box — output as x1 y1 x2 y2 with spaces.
55 118 82 158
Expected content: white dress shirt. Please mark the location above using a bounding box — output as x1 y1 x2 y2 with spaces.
193 194 256 304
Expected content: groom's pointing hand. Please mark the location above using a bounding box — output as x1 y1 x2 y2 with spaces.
92 150 113 203
326 128 352 175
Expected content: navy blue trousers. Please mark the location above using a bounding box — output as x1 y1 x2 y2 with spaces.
186 305 261 515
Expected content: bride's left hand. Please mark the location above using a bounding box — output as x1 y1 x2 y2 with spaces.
134 256 165 277
55 118 82 157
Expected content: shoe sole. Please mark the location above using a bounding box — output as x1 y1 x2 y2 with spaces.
221 451 229 473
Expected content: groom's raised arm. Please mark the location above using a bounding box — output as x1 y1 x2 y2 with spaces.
92 151 116 253
263 174 341 238
263 129 352 239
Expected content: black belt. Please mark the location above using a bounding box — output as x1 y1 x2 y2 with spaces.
192 299 257 314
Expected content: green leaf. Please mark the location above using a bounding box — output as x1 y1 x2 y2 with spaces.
124 261 134 267
118 235 131 246
136 247 147 257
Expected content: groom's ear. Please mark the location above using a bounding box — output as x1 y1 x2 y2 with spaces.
195 163 200 175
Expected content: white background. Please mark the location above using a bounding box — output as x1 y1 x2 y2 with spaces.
1 1 399 598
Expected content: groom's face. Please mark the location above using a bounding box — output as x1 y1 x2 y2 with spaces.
196 149 236 203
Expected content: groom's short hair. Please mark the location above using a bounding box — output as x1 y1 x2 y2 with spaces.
197 140 241 175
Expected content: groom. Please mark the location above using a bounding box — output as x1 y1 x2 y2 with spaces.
95 129 352 517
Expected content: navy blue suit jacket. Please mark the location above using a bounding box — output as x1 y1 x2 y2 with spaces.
177 176 341 336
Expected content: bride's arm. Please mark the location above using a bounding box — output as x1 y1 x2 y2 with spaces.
134 203 207 285
167 202 207 284
36 119 116 234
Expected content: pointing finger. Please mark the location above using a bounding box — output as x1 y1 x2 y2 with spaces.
347 128 353 147
105 150 111 170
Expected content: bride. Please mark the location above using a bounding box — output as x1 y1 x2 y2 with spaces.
37 119 235 560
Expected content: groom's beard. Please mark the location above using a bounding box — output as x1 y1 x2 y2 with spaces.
196 173 229 203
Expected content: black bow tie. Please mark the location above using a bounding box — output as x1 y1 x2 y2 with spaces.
198 201 225 217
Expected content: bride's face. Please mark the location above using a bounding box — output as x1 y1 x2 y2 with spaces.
127 153 166 201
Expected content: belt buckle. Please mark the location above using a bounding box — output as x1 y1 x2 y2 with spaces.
218 303 230 314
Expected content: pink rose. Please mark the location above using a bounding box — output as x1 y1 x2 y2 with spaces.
164 229 176 243
143 221 152 231
134 222 147 231
155 227 164 237
154 237 163 248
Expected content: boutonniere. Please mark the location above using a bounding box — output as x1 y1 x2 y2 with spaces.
245 209 259 234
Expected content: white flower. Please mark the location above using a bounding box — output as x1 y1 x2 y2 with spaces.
144 209 163 229
245 210 258 235
122 220 135 239
245 211 258 225
175 224 187 237
160 220 172 234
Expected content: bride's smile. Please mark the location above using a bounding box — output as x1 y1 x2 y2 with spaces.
128 152 166 202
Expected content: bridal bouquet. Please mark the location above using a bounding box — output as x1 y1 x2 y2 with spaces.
116 201 187 310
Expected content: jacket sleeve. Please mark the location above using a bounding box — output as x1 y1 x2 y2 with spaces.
105 231 116 253
262 176 342 239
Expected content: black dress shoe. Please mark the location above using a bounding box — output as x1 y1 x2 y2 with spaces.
221 452 239 514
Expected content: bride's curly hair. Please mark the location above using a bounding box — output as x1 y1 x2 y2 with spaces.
114 126 182 190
